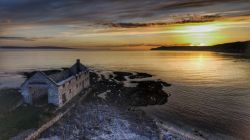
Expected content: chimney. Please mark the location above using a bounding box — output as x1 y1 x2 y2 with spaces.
76 59 81 72
76 59 80 64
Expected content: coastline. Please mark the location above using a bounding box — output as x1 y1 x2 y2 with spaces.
38 69 195 140
150 41 250 58
0 68 199 140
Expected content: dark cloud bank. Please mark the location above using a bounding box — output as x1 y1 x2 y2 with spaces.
0 0 249 27
0 36 51 41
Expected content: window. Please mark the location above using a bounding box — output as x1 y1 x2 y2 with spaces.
62 93 66 103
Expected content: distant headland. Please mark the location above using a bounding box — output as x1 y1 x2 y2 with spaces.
0 46 76 50
151 41 250 57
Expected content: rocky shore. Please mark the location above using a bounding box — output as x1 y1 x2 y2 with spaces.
90 70 171 106
36 69 193 140
12 69 193 140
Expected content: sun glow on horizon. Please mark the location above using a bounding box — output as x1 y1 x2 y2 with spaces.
171 23 222 33
190 43 207 46
183 25 219 33
172 22 228 46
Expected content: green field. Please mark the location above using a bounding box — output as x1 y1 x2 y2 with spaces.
0 89 54 140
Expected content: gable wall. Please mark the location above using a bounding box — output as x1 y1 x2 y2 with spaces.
21 72 59 105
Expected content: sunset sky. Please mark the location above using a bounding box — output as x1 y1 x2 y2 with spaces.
0 0 250 50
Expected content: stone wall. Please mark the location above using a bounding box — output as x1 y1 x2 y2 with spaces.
24 105 73 140
57 72 90 106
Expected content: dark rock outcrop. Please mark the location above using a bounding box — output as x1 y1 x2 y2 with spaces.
91 71 171 107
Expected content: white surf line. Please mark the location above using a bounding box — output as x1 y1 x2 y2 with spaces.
91 69 117 82
97 90 111 100
155 120 205 140
123 76 138 87
89 69 102 81
99 71 114 80
123 74 159 88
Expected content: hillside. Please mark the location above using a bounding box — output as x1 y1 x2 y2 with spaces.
151 41 250 55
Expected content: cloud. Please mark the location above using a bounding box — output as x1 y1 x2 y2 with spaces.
0 0 249 42
0 36 51 41
154 0 249 11
104 14 221 28
0 0 249 27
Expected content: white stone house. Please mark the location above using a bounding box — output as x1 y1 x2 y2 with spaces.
20 59 90 107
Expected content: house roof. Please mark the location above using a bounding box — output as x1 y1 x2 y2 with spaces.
21 60 88 88
20 71 58 88
48 61 88 83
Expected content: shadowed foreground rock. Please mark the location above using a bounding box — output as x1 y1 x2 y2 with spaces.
39 70 175 140
40 100 159 140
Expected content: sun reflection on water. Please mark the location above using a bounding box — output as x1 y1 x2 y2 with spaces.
192 54 206 70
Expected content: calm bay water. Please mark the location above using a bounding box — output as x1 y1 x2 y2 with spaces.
0 50 250 139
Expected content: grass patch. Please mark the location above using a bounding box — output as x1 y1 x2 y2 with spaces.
0 88 21 113
0 89 55 140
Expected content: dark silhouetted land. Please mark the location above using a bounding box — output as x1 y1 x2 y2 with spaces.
0 46 75 50
151 41 250 55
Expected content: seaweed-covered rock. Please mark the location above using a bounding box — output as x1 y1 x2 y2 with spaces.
129 80 170 106
92 71 171 107
129 72 152 79
113 72 132 81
